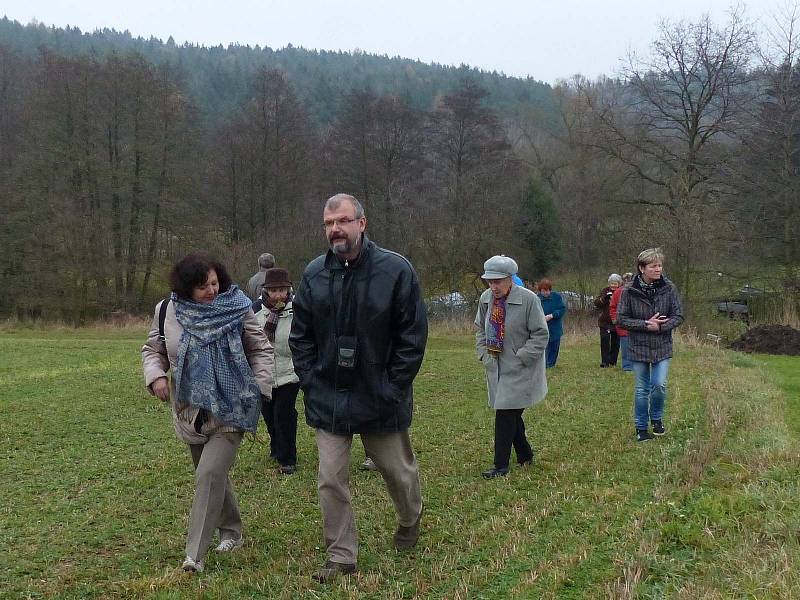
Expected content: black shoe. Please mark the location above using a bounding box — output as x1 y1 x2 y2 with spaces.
481 467 509 479
312 560 357 583
651 420 666 436
600 363 609 368
278 464 296 475
636 429 653 442
394 503 423 551
518 454 534 467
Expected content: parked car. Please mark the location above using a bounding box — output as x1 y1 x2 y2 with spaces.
427 291 472 319
716 286 764 320
561 290 595 311
716 300 749 318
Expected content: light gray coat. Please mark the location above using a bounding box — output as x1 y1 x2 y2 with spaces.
475 285 549 409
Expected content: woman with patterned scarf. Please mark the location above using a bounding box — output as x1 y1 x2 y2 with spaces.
252 267 300 475
475 255 550 479
616 248 684 442
142 254 274 573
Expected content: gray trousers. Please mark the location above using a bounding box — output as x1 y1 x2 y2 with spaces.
316 428 423 564
185 431 243 561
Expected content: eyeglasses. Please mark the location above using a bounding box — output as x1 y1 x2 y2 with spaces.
322 217 359 229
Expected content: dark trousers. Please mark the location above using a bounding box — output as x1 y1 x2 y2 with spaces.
599 328 620 366
494 408 534 469
546 337 561 368
261 382 299 466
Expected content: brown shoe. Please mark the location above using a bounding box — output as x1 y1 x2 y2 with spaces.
312 560 357 583
394 503 424 551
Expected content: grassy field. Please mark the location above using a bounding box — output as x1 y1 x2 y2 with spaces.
1 327 799 599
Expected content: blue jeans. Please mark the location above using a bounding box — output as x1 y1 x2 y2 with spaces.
632 359 670 430
619 336 633 371
546 337 561 368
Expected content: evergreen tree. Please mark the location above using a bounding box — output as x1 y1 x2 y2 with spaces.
517 180 562 279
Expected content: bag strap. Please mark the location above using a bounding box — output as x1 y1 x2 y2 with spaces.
158 298 170 342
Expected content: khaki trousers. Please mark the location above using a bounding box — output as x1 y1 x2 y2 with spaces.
185 431 243 561
316 428 423 564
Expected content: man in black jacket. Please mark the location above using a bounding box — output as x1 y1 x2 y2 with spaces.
290 193 428 582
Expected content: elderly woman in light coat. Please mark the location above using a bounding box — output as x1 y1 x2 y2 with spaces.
475 255 549 479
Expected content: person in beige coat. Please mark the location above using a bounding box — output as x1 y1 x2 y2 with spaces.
475 255 549 479
142 253 273 573
252 267 300 474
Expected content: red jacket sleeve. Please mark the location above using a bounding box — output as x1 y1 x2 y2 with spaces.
610 287 623 326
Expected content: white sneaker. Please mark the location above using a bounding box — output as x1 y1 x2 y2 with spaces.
215 536 244 552
182 555 204 572
360 457 378 471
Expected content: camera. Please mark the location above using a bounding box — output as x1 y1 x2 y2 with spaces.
337 336 357 369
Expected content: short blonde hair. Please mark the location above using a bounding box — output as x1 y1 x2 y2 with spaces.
636 248 665 271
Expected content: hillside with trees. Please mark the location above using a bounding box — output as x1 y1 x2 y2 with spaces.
0 12 797 323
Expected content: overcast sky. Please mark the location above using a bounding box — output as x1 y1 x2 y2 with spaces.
0 1 781 83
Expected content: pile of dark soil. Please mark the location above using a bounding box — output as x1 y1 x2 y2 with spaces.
730 325 800 356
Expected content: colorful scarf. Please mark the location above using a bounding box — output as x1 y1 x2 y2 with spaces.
263 305 281 343
172 286 262 432
263 292 292 343
636 274 663 302
486 295 507 356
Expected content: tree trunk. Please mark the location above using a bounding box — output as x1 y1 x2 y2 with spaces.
108 90 124 302
125 97 143 309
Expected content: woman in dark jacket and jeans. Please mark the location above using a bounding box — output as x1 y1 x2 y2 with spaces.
617 248 684 442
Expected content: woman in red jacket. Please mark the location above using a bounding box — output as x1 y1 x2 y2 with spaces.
609 273 634 371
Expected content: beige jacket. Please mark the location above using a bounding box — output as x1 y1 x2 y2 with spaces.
141 299 274 444
253 300 299 388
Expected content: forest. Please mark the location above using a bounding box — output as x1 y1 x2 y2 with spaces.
0 11 797 323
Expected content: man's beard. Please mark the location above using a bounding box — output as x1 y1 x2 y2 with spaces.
330 234 359 256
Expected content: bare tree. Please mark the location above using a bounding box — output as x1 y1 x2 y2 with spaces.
140 62 190 307
513 77 633 270
324 89 424 250
733 3 800 291
423 79 515 291
247 68 313 242
577 11 756 298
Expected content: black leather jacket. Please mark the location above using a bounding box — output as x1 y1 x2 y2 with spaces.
289 236 428 434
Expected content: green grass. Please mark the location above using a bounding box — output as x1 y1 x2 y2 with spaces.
1 330 799 598
763 354 800 436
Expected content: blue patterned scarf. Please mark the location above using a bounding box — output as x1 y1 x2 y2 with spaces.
172 286 262 432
